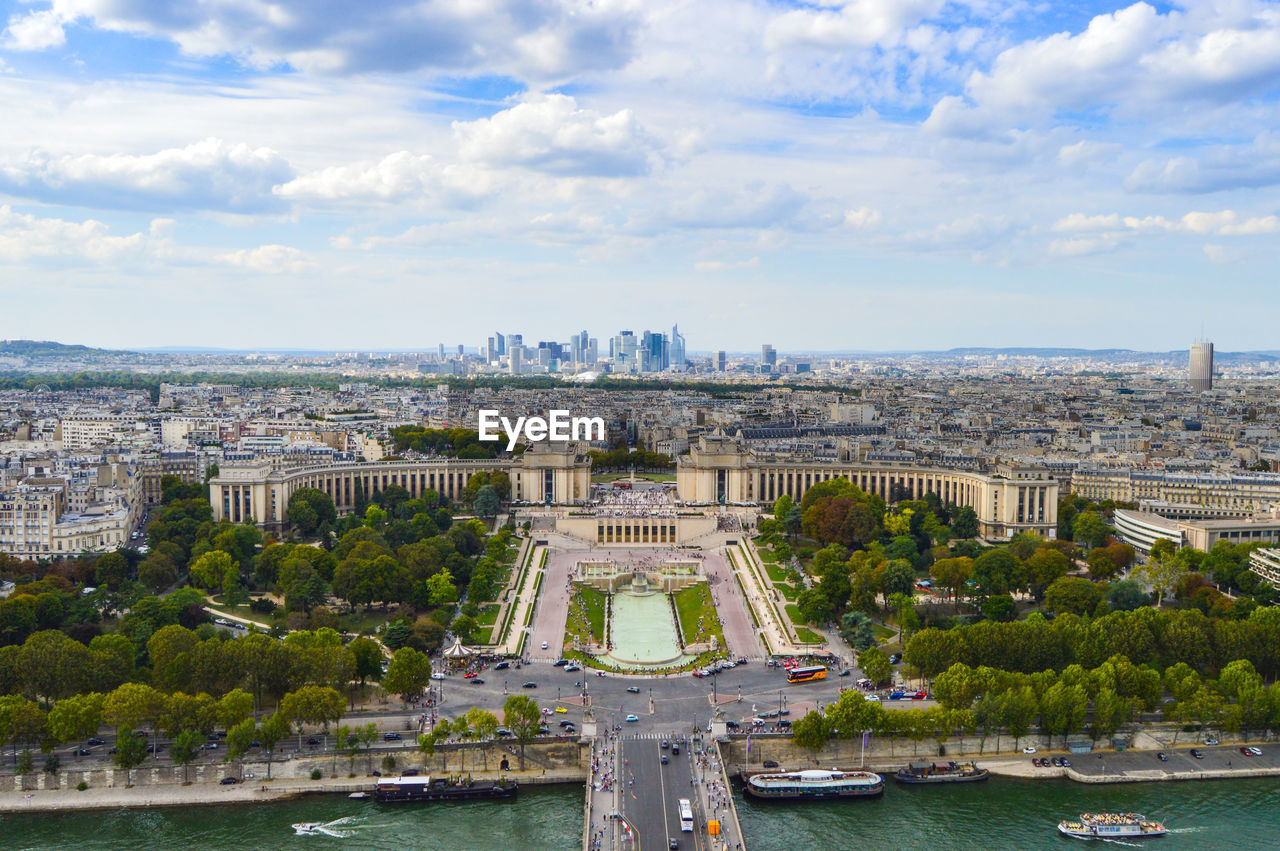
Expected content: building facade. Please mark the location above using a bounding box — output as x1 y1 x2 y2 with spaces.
1190 341 1214 392
675 433 1059 540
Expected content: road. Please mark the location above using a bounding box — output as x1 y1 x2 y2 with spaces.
623 737 678 851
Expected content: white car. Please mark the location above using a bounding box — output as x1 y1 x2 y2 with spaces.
625 714 639 722
541 641 549 650
863 694 881 701
430 672 445 680
1023 746 1037 754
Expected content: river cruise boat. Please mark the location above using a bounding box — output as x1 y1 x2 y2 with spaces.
374 776 518 803
1058 813 1167 839
744 769 883 800
894 761 990 784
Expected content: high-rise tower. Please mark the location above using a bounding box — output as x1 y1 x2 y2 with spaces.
1190 341 1214 392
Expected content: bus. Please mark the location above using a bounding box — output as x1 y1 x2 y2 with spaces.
787 665 828 684
678 798 694 832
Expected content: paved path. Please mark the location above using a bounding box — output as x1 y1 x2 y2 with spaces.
528 548 573 661
701 550 765 660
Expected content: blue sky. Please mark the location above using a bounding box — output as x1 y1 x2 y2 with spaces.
1 0 1278 353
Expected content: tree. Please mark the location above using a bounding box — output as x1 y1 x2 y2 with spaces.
790 710 832 764
1086 548 1120 581
839 611 877 651
259 712 289 779
503 695 542 770
1000 686 1038 751
950 506 978 539
474 486 500 518
48 692 105 760
1043 576 1104 616
189 551 235 592
225 718 256 777
1107 580 1148 611
1134 553 1186 607
858 647 892 686
288 488 337 536
280 686 345 752
171 729 200 784
982 594 1017 622
881 560 916 603
112 726 147 786
15 748 33 789
972 550 1021 597
1040 682 1088 749
1025 549 1070 600
348 637 384 692
930 557 974 603
466 707 500 770
382 647 432 704
94 552 130 590
1072 511 1108 550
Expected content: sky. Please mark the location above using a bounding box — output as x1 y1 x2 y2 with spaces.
1 0 1278 353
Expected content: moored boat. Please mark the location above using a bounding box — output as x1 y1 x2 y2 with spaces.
1057 812 1167 840
374 776 518 803
744 769 884 800
894 761 990 784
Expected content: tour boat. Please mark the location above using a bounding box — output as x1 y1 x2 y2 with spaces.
1058 812 1167 840
894 760 990 784
743 768 884 800
373 776 518 803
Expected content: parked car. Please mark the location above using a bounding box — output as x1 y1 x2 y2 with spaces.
1247 746 1262 756
762 760 780 769
1190 749 1204 759
431 672 445 680
1204 737 1219 746
384 732 402 741
1240 747 1252 756
401 768 420 776
559 720 575 728
838 669 851 677
1051 757 1063 767
564 664 582 672
76 747 92 756
1023 746 1037 754
307 737 321 745
220 777 239 785
889 654 902 664
87 738 105 746
553 659 569 667
1157 752 1168 761
1061 758 1071 768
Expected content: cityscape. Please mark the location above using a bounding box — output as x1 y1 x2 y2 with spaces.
3 0 1280 849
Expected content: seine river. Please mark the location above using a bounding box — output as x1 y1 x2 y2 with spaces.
4 776 1279 849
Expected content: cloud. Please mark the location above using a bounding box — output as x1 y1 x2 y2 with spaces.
0 204 168 263
0 138 292 213
215 244 314 274
275 152 437 202
694 256 759 271
765 0 946 51
924 2 1280 137
1124 132 1280 193
1203 243 1229 263
453 94 661 177
1053 209 1280 237
51 0 642 79
844 206 882 228
3 9 67 50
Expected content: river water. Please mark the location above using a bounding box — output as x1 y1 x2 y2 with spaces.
3 776 1278 849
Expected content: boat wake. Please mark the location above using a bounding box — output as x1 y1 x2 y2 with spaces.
293 816 363 838
1165 827 1204 835
1097 840 1142 847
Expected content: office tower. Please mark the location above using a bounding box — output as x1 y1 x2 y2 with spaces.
1190 341 1214 392
438 343 445 358
494 332 506 356
487 337 496 362
457 345 464 356
641 330 665 372
670 324 686 369
586 338 598 364
509 334 523 348
509 344 524 375
761 344 776 371
716 351 726 371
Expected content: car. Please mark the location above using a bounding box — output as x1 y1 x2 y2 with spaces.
669 839 680 850
495 661 510 670
864 694 881 701
762 759 780 768
220 777 239 785
1240 746 1252 756
777 719 791 728
541 641 549 650
625 714 639 722
661 740 670 749
725 721 740 731
565 664 582 672
838 669 851 677
1204 737 1219 746
1023 746 1037 754
146 744 164 753
401 768 420 776
464 671 478 679
563 725 576 734
889 654 902 664
1248 746 1263 756
383 732 402 741
523 682 538 689
542 708 554 716
1051 757 1063 767
661 755 669 765
555 706 568 713
537 725 549 735
672 744 679 755
1061 758 1072 768
626 686 641 694
469 677 485 685
722 661 736 669
87 738 105 746
431 672 445 680
1157 752 1168 761
1190 749 1204 759
201 743 219 751
497 728 514 737
736 658 748 665
307 737 321 745
559 720 575 728
76 747 92 756
691 670 705 678
553 659 569 667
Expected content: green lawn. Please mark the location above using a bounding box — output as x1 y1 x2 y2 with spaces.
872 624 895 643
785 603 807 626
763 561 789 583
673 584 725 647
757 548 778 563
476 604 501 627
774 583 801 602
795 627 824 645
566 586 608 642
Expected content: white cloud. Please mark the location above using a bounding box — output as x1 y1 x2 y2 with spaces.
0 138 292 212
694 256 759 271
453 94 662 178
1049 236 1118 257
3 9 67 51
765 0 946 51
844 207 882 228
275 152 437 202
216 244 314 274
0 204 167 263
51 0 643 79
1125 132 1280 193
1053 209 1280 237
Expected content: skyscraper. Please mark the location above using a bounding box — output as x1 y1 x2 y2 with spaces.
494 332 506 356
761 344 776 371
670 324 686 369
1190 341 1214 392
716 351 726 371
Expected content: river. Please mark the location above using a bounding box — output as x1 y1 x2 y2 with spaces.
4 776 1278 849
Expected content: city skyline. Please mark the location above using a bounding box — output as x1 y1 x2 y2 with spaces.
1 2 1279 350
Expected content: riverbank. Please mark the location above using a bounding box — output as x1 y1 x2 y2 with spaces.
0 768 586 814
